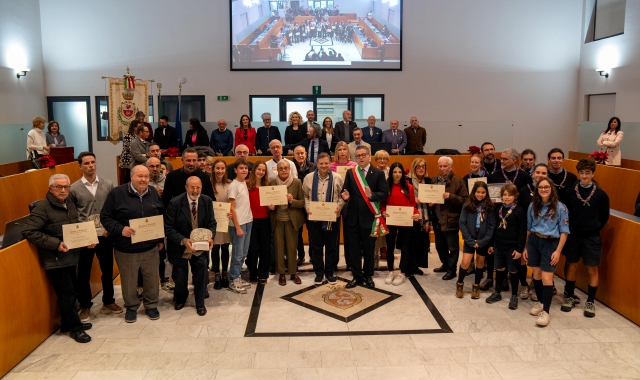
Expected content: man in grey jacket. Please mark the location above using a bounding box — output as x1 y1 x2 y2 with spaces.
23 174 94 343
69 152 122 323
130 124 150 167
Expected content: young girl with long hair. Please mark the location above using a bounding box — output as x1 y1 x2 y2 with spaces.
382 163 420 286
456 181 496 299
211 159 232 289
523 177 569 327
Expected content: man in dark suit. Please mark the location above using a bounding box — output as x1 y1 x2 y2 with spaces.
153 116 179 151
361 115 383 144
381 119 407 155
341 145 389 289
295 124 330 163
130 124 150 167
334 110 358 144
164 176 216 316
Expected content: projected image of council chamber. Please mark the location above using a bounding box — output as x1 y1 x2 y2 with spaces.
230 0 402 70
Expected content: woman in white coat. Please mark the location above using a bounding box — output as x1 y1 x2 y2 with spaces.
597 116 623 166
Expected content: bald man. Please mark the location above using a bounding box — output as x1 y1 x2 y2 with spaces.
210 119 234 156
381 119 407 154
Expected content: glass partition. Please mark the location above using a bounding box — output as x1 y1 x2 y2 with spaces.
0 124 31 164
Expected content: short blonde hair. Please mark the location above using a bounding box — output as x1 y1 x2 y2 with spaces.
32 116 45 129
374 150 389 160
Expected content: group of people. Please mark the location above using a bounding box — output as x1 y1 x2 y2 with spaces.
26 117 68 158
24 113 623 345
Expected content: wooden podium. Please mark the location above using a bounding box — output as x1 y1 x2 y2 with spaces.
49 146 74 165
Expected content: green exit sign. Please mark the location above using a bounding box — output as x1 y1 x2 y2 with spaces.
312 86 321 95
217 96 229 101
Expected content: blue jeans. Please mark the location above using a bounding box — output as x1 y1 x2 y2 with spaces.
229 222 253 280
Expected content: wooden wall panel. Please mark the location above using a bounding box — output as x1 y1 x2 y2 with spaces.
0 161 33 177
0 163 82 235
569 151 640 171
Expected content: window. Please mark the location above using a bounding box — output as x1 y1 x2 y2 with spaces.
95 95 153 141
159 95 206 123
586 0 625 42
47 96 92 153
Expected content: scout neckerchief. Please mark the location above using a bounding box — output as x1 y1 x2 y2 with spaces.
469 169 485 178
552 169 568 189
312 170 334 230
353 166 388 237
498 203 517 229
484 159 498 174
527 184 533 196
502 167 518 184
575 183 596 207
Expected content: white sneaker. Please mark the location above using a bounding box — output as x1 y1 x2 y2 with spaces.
229 278 247 294
536 311 550 326
529 302 544 316
385 271 396 285
392 273 405 286
239 278 251 289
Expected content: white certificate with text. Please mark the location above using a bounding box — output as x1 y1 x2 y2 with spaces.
467 177 487 191
259 185 288 206
213 202 231 232
129 215 165 244
62 221 99 249
385 206 414 227
418 184 445 204
308 201 338 222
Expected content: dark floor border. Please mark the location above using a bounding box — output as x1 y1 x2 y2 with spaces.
244 274 452 337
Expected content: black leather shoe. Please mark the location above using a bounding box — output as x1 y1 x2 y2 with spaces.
196 307 207 316
174 302 185 311
442 272 456 280
415 268 424 276
433 266 447 273
205 290 210 299
346 278 365 289
296 258 304 267
69 330 92 343
60 323 92 333
365 277 375 289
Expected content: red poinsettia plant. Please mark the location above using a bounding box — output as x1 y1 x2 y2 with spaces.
588 151 609 164
163 147 181 158
468 146 481 155
38 155 56 168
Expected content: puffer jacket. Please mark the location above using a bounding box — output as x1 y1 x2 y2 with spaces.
23 191 80 270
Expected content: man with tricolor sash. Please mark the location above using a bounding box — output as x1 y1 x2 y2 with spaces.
340 146 389 289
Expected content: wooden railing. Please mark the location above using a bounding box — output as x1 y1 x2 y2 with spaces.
0 160 33 177
569 151 640 171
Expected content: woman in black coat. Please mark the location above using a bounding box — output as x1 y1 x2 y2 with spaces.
183 117 210 150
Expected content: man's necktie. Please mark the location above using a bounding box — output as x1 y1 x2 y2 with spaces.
370 128 373 137
191 202 197 220
393 131 396 137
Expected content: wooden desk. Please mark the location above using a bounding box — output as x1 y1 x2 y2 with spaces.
569 151 640 171
0 160 32 177
0 162 82 235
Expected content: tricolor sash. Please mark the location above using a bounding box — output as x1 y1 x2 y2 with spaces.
353 167 389 237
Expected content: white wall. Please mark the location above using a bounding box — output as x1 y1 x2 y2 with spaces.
578 0 640 123
39 0 583 184
0 0 46 125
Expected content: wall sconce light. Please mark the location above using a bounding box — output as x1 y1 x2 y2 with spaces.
16 69 30 79
596 69 609 78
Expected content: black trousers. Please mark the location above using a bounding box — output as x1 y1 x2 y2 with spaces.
308 219 340 277
433 223 460 274
47 265 83 333
247 217 271 280
77 236 115 309
171 253 207 308
348 223 376 279
211 243 230 273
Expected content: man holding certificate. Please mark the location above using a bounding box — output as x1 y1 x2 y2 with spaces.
101 165 164 323
340 145 390 289
23 174 94 343
302 153 345 285
165 177 216 316
429 156 468 280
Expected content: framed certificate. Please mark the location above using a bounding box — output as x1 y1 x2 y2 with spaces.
213 202 231 232
385 206 414 227
259 185 288 206
308 201 338 222
467 177 487 191
129 215 165 244
418 184 445 204
488 183 505 203
336 165 351 179
62 221 99 249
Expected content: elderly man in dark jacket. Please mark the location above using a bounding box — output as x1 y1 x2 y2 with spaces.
101 165 164 323
23 174 93 343
165 176 216 316
429 156 469 280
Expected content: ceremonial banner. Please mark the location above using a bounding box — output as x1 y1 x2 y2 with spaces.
108 77 148 143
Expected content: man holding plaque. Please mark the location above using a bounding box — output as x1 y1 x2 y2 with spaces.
69 152 122 323
429 156 468 280
101 165 164 323
340 145 390 289
165 177 216 316
23 174 93 343
303 153 345 285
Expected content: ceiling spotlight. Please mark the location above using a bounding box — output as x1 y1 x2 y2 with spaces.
16 69 30 79
596 69 609 78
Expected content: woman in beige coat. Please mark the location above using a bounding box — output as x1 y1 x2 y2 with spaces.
597 117 623 166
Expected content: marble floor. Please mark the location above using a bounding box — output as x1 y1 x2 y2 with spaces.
6 245 640 380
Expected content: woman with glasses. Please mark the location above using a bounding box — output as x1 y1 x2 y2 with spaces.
256 112 281 156
373 149 390 269
284 111 306 155
408 158 430 274
235 114 257 155
523 177 569 327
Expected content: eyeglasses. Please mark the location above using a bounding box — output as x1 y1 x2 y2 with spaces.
187 186 202 190
416 165 426 169
51 185 70 191
538 186 552 190
277 167 290 171
356 153 369 158
377 157 388 161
